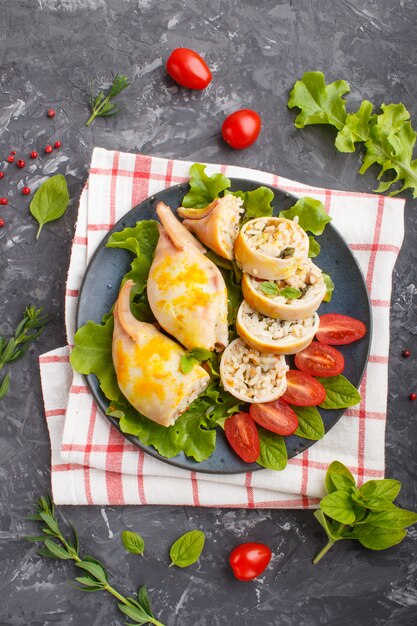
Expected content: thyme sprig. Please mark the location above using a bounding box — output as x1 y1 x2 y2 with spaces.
86 74 132 127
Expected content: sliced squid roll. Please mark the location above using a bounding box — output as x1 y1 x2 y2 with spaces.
236 301 319 355
177 194 244 260
234 217 309 280
242 260 326 321
112 280 210 427
220 338 288 403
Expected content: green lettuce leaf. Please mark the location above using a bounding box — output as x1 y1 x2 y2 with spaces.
288 71 349 130
322 272 334 303
220 267 242 330
231 186 274 220
182 163 231 208
335 100 375 153
308 236 321 258
279 197 332 235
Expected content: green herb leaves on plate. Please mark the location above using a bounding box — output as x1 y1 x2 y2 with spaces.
258 282 301 300
279 197 332 236
256 428 288 471
121 530 145 556
313 461 417 564
169 530 205 568
318 375 361 409
231 186 274 220
322 273 334 303
180 347 212 375
182 163 231 208
292 405 325 441
86 74 132 127
30 174 69 239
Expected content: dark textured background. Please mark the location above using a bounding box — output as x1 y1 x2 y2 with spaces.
1 1 417 624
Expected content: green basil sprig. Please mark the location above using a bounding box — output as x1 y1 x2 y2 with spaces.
30 174 69 239
258 282 301 300
313 461 417 564
169 530 205 568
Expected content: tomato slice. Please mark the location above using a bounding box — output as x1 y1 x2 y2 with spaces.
224 412 260 463
281 370 326 406
316 314 366 346
229 542 272 581
166 48 212 89
221 109 261 150
294 341 345 377
249 399 298 435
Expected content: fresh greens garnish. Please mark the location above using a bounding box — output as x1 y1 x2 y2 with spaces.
289 71 417 197
179 347 212 375
279 197 332 235
313 461 417 564
86 74 132 127
169 530 205 568
256 427 288 471
121 530 145 556
322 273 334 303
231 186 274 220
293 405 325 440
26 496 165 625
258 282 301 300
308 236 321 258
30 174 69 239
182 163 231 208
318 375 361 409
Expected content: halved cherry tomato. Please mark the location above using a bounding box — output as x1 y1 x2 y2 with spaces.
166 48 212 89
249 399 298 435
316 314 366 345
224 412 260 463
281 370 326 406
229 542 272 581
294 341 345 377
221 109 261 150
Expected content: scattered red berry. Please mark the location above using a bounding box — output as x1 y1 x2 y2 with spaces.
22 186 31 195
47 108 56 118
16 159 26 168
0 218 4 228
30 151 38 159
0 197 8 205
10 150 16 156
7 155 14 163
410 393 416 401
54 141 61 149
44 145 53 154
402 349 411 358
0 172 4 179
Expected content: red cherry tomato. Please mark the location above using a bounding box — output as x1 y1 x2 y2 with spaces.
249 399 298 435
224 412 260 463
281 370 326 406
166 48 212 89
316 314 366 346
221 109 261 150
229 542 272 581
294 341 345 377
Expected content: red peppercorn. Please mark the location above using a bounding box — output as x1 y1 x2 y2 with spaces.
47 108 56 118
402 349 411 358
10 150 16 156
0 172 4 179
410 393 416 401
0 197 8 205
44 145 53 154
30 151 38 159
54 141 61 149
7 155 14 163
16 159 26 168
22 186 31 195
0 218 4 228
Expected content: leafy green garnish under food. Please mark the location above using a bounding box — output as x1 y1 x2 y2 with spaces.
30 174 69 239
256 427 288 471
230 186 274 220
279 197 332 236
313 461 417 564
292 405 325 441
169 530 205 568
182 163 231 208
322 272 335 303
288 70 417 197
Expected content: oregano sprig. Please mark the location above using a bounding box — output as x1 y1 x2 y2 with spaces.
313 461 417 564
86 74 132 127
26 496 165 626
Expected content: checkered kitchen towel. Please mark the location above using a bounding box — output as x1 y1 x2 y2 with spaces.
39 148 405 506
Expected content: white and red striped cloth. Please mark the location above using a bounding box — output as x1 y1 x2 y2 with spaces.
39 148 404 506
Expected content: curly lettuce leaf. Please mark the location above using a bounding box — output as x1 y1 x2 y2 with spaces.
308 236 321 258
182 163 231 208
322 273 335 303
279 197 332 235
335 100 375 153
288 71 349 130
231 186 274 220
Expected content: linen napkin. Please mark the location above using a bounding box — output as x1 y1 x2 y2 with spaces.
39 148 405 506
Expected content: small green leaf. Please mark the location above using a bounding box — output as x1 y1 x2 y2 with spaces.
169 530 205 568
279 197 332 235
313 510 341 541
360 479 401 502
361 508 417 529
190 348 212 362
182 163 231 208
308 236 321 258
122 530 145 555
0 374 10 399
76 558 108 584
322 273 335 303
350 524 407 550
293 405 325 440
259 281 280 296
74 576 105 588
353 495 397 512
257 427 288 471
280 287 301 299
30 175 69 239
118 601 151 623
335 100 375 153
318 375 361 409
24 535 49 542
325 461 356 494
288 71 349 130
320 491 356 525
137 586 152 615
43 539 72 560
179 354 198 374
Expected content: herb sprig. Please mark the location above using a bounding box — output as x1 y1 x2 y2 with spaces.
86 74 132 127
0 305 48 399
26 496 164 626
313 461 417 564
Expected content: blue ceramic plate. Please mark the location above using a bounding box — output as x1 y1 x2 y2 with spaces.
77 179 372 475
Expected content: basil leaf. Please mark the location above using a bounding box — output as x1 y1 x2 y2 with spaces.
279 197 332 235
313 510 341 541
259 281 280 296
169 530 205 568
319 491 356 525
361 508 417 530
231 186 274 220
318 375 361 409
292 405 324 440
288 71 349 130
353 494 397 511
360 479 401 502
190 347 212 362
182 163 230 208
322 273 334 303
350 524 407 550
280 287 301 300
180 354 198 374
257 427 288 471
325 461 356 494
121 530 145 555
30 174 69 239
308 236 321 258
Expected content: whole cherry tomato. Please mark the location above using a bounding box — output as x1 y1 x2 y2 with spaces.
221 109 261 149
224 412 260 463
316 314 366 346
166 48 212 89
229 542 272 581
